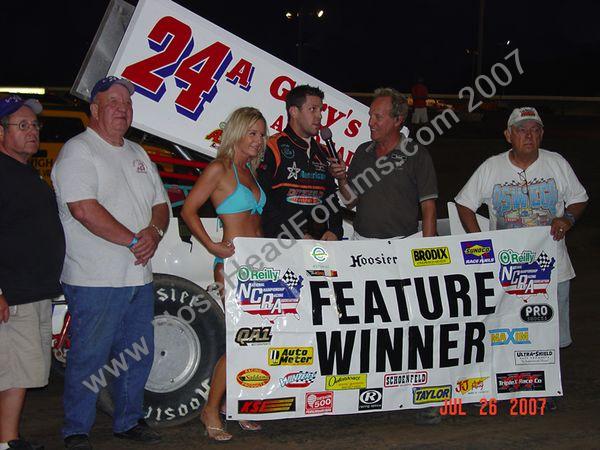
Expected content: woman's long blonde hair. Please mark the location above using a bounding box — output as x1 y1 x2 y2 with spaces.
216 107 268 170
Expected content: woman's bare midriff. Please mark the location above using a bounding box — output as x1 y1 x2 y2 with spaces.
220 212 262 242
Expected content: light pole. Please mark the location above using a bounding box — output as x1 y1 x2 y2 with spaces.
285 8 325 69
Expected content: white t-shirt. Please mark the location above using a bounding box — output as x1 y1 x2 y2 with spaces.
51 128 168 287
455 149 588 282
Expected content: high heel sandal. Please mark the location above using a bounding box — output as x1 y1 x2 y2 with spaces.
203 424 232 442
238 420 262 431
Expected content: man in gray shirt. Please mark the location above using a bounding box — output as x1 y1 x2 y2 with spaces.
329 87 438 239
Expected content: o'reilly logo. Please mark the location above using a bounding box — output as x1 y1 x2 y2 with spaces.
411 247 451 267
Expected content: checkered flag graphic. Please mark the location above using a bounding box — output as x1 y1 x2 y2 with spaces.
536 251 552 269
282 269 299 289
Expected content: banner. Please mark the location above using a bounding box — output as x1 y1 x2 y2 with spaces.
108 0 370 162
224 227 561 420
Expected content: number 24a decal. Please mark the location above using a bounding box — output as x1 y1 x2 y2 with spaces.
122 16 255 120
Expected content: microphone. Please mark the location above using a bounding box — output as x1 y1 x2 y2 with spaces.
319 127 340 163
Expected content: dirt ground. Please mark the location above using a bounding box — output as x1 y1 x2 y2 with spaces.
19 119 600 449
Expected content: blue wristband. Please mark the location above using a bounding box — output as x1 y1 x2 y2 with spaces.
127 237 139 249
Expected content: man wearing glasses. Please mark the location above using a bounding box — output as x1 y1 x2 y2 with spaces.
455 107 588 352
0 95 65 450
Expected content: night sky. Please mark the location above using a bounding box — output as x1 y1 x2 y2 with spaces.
2 0 599 96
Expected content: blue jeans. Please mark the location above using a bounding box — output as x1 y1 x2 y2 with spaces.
62 283 155 437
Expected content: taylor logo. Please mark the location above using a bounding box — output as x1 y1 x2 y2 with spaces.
238 397 296 414
235 327 272 346
412 385 452 404
461 239 495 264
499 249 555 301
455 377 489 394
325 374 367 390
268 347 313 366
489 328 530 346
236 266 303 323
411 247 451 267
133 159 147 173
236 368 270 388
496 371 545 393
305 391 333 415
310 246 328 262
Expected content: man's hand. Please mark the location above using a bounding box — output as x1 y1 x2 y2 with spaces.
303 233 314 240
0 294 10 323
550 217 572 241
320 230 338 241
131 226 161 266
327 157 347 182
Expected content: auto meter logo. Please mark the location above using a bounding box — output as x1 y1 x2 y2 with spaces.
268 347 314 366
455 377 489 395
496 371 545 393
460 239 495 264
280 371 317 388
358 388 383 411
498 249 555 301
236 368 270 388
411 247 451 267
305 391 333 414
521 304 554 323
384 371 428 388
236 266 303 323
238 397 296 414
489 328 531 346
412 385 452 404
325 374 368 390
310 246 328 262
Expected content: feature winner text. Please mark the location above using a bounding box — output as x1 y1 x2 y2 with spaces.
310 272 496 375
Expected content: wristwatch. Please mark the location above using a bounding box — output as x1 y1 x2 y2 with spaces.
151 224 165 238
563 211 576 226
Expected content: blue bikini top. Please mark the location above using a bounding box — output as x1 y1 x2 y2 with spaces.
215 163 266 216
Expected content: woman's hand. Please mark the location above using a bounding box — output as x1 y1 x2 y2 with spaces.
210 240 236 259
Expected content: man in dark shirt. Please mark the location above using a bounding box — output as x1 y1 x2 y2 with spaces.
0 95 65 450
257 85 343 240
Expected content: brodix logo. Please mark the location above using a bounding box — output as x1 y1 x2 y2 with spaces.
411 247 451 267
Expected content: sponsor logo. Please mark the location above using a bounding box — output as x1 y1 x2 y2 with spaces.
350 253 398 268
238 397 296 414
287 161 301 180
280 143 294 159
514 350 556 365
310 246 328 262
236 266 303 324
496 371 546 393
306 269 338 277
133 159 148 173
204 124 224 148
521 304 554 323
235 327 272 346
411 247 451 267
279 371 318 388
455 377 489 395
268 347 314 366
300 170 326 180
489 328 531 346
461 239 495 264
358 388 383 411
384 371 428 388
499 249 555 301
325 374 368 390
236 368 270 388
412 385 452 404
305 391 333 414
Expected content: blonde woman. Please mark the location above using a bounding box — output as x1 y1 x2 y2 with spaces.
181 107 267 441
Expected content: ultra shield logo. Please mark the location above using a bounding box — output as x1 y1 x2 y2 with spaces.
461 239 495 264
411 247 451 267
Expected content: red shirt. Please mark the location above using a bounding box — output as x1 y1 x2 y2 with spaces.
411 83 428 108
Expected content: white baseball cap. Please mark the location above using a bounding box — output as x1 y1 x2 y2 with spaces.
507 107 543 128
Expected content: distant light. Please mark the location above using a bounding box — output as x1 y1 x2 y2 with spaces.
0 87 46 95
316 9 325 18
285 11 294 19
506 40 511 45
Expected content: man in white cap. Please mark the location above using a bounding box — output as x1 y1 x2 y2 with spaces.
0 95 64 450
455 107 588 352
52 77 169 449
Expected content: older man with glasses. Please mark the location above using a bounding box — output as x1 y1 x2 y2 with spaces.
455 107 588 354
0 95 65 450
